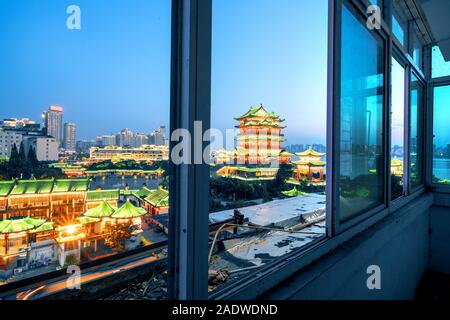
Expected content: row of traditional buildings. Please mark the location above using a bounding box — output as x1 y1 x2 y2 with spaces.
0 178 169 279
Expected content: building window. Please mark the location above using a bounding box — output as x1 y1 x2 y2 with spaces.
433 85 450 184
432 46 450 79
392 0 407 47
410 73 424 189
411 30 423 71
338 3 385 222
391 57 405 200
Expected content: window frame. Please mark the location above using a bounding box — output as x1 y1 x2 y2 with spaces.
409 69 426 193
428 77 450 192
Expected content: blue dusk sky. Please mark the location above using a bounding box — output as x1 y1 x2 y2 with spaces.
0 0 329 145
212 0 328 146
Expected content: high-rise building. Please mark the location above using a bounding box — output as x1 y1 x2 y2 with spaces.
133 133 148 148
42 106 64 147
116 128 133 147
63 123 76 152
149 126 167 146
96 135 116 147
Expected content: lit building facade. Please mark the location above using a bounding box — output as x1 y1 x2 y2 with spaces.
292 147 326 182
89 145 169 163
234 105 287 165
216 105 294 181
63 123 76 152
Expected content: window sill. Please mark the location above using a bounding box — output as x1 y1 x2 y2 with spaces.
210 191 432 300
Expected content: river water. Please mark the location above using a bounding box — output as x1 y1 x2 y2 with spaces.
433 158 450 180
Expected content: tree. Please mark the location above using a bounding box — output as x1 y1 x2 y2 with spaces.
9 143 19 162
18 142 26 160
27 146 38 164
104 221 137 252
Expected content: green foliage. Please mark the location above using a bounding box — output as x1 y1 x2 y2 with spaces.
0 142 65 180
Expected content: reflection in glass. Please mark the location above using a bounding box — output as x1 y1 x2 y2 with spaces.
410 73 423 189
433 85 450 184
339 5 384 222
391 58 405 200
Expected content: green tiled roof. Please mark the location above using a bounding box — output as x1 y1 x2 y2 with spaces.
86 189 119 202
111 201 147 219
144 188 169 207
281 187 306 198
132 187 153 200
296 147 325 157
52 179 90 193
10 179 54 195
0 181 15 196
238 120 286 129
84 201 117 218
292 160 326 166
31 222 54 233
235 104 284 121
0 217 47 234
78 216 100 224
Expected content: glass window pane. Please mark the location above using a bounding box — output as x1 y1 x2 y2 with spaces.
0 0 171 299
209 0 328 293
410 73 424 188
411 31 423 70
432 46 450 79
433 85 450 184
391 58 405 200
339 4 385 222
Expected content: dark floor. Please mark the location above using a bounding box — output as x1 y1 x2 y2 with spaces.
416 270 450 301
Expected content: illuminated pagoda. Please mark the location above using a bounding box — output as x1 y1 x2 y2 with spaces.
234 104 289 165
293 147 326 182
216 105 294 181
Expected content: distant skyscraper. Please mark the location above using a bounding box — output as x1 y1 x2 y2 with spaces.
43 106 64 147
117 128 133 147
63 123 76 151
149 125 166 146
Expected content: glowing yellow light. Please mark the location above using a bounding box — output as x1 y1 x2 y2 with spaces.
65 225 77 235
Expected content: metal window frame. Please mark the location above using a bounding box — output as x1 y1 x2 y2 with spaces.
409 69 427 192
332 0 390 234
168 0 432 300
168 0 212 300
428 76 450 193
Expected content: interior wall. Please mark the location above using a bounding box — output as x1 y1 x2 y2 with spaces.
429 193 450 274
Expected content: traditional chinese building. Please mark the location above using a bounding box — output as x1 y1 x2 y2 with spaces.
132 187 169 215
216 105 294 181
292 147 326 182
234 104 289 165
